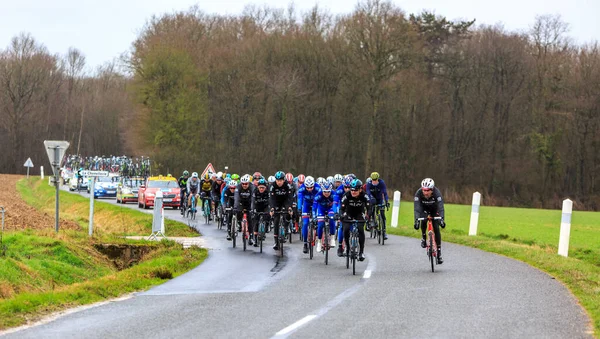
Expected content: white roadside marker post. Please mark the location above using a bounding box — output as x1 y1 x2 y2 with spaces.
469 192 481 236
41 166 44 180
89 177 96 237
558 199 573 257
391 191 401 228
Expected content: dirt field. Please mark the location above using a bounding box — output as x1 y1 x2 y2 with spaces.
0 174 79 231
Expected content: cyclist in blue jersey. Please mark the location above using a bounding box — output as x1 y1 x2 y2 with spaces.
313 181 336 251
298 176 319 254
366 171 390 240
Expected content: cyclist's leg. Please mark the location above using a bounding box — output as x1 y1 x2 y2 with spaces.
273 211 281 247
433 219 442 247
316 206 325 240
301 205 310 244
342 221 351 252
358 221 366 253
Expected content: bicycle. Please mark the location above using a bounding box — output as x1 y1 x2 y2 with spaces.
240 210 250 251
256 212 270 253
273 210 289 257
202 196 211 224
320 214 335 265
215 201 223 230
417 215 442 272
230 210 238 249
345 219 361 275
373 203 386 245
307 217 318 260
187 194 197 221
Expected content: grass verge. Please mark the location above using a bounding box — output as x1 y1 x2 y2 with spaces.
387 202 599 337
0 179 207 330
17 179 198 237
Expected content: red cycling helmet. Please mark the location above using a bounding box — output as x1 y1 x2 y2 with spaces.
285 172 294 183
297 174 305 184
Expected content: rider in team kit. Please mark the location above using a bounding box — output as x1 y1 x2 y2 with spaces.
269 171 294 251
414 178 446 264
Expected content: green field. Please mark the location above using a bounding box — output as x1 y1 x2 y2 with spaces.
387 201 600 336
0 179 207 330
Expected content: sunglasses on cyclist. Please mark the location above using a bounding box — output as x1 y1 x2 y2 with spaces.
422 188 432 192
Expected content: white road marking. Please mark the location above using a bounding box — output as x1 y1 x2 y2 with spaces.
272 256 376 338
275 315 317 336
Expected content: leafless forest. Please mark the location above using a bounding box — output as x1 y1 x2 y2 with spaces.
1 1 598 209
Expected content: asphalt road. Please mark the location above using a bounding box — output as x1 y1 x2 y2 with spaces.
1 189 593 338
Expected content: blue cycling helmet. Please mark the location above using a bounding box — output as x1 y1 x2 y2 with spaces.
343 175 353 187
350 179 363 191
226 173 231 179
257 178 267 187
321 182 332 192
275 171 285 180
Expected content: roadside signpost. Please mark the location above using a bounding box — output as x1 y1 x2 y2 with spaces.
83 171 109 237
558 199 573 257
391 191 401 228
148 191 166 240
469 192 481 236
201 163 216 178
43 140 70 233
24 158 34 178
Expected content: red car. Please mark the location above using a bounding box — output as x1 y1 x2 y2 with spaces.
138 176 181 209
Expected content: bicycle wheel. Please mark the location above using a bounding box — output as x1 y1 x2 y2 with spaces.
379 213 384 245
242 220 247 252
346 246 350 269
308 227 314 260
279 218 285 257
324 233 329 265
232 215 237 248
429 234 435 273
288 221 293 244
204 202 210 225
259 221 264 253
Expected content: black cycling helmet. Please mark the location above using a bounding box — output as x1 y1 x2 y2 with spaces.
275 171 285 180
350 178 363 191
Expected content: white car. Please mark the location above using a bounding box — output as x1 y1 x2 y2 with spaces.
69 175 89 191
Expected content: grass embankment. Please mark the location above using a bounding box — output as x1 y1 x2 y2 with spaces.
0 179 206 330
17 179 198 237
387 202 600 336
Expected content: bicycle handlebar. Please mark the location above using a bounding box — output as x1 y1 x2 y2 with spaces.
417 216 443 221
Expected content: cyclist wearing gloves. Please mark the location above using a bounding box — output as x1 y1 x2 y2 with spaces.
313 181 336 252
298 176 319 254
186 172 201 211
223 180 237 240
339 179 370 261
212 173 225 218
200 173 214 219
366 171 390 240
234 174 254 244
269 171 294 250
178 170 189 215
251 178 271 247
414 178 446 264
336 175 353 250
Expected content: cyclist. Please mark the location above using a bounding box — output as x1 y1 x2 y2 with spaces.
295 174 305 228
313 181 336 252
268 175 276 186
251 177 271 246
212 173 225 220
338 179 370 261
178 170 190 215
366 172 390 240
200 173 213 219
336 175 354 253
234 174 254 244
269 171 294 250
186 172 201 211
298 176 319 254
252 172 263 186
332 174 343 190
414 178 446 264
223 180 237 240
286 173 298 233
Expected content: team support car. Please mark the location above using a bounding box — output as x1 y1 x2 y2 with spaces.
138 175 181 209
88 176 119 198
116 177 144 204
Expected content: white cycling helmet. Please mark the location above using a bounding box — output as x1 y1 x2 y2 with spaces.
191 172 199 178
268 175 276 183
217 171 223 178
305 176 315 188
240 174 251 184
421 178 435 189
316 177 325 186
333 174 343 182
326 176 334 184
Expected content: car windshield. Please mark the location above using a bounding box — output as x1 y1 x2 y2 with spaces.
122 178 144 188
148 180 178 189
97 176 117 183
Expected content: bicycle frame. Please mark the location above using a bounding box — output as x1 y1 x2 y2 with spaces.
417 215 442 272
241 210 249 251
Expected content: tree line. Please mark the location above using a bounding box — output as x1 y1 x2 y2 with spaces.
2 0 599 210
0 33 130 175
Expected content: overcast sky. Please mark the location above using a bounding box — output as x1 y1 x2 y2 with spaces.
1 0 598 70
